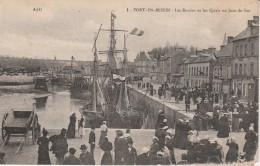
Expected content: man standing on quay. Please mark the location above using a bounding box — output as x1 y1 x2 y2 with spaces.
88 127 96 156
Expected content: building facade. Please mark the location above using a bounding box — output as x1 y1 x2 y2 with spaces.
133 51 156 76
214 36 233 94
232 16 259 102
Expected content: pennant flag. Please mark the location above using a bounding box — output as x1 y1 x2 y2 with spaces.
111 13 116 19
113 74 126 82
130 28 144 36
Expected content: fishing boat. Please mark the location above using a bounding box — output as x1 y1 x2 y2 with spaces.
80 13 143 129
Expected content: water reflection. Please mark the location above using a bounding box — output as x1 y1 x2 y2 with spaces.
0 90 86 129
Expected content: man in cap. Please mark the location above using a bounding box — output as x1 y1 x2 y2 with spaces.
79 144 95 165
125 129 133 143
63 148 80 165
136 147 151 165
124 139 137 165
114 130 128 165
88 127 96 156
52 128 68 164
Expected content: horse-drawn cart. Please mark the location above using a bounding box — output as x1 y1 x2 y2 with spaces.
1 109 40 154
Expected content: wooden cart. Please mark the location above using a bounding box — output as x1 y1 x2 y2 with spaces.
1 110 40 154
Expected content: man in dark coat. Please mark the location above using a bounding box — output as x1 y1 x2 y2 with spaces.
158 87 163 100
185 96 191 113
217 113 230 138
136 147 151 165
67 113 76 138
63 148 80 165
79 144 95 165
242 111 251 132
124 139 137 165
150 84 154 96
51 128 68 164
88 127 96 156
114 130 128 165
243 127 257 162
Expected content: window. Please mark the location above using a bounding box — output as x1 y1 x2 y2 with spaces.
251 43 255 56
235 46 238 57
244 63 247 75
192 67 193 76
206 67 208 76
242 83 246 96
239 64 242 75
188 67 190 76
240 45 243 56
250 63 254 76
235 63 238 75
244 44 248 56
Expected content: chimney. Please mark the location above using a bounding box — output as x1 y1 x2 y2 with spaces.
220 45 225 50
253 16 259 24
227 36 234 43
248 20 253 27
208 47 216 54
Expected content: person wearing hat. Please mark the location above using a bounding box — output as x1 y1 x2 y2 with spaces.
136 147 151 165
37 128 51 164
114 130 128 165
100 136 113 165
51 128 68 164
165 135 176 164
125 129 133 143
63 148 80 165
225 137 239 164
149 137 159 164
217 112 230 138
154 150 170 165
155 125 167 150
99 121 108 146
67 113 77 138
124 139 137 165
156 110 166 128
172 119 190 150
79 144 95 165
88 127 96 156
243 126 257 162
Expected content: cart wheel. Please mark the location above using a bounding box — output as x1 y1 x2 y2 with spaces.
2 113 8 142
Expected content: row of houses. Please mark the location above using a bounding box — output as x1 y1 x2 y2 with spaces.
133 16 259 102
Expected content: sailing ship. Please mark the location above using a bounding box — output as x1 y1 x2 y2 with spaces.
80 13 143 129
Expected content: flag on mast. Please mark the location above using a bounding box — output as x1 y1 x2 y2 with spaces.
111 12 116 19
130 28 144 36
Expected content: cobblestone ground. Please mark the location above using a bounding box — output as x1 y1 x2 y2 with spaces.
0 128 258 165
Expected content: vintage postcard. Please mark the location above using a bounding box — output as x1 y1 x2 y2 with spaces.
0 0 259 165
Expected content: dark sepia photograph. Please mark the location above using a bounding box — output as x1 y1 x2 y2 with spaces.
0 0 259 165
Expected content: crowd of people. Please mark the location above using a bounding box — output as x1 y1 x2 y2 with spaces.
35 82 258 165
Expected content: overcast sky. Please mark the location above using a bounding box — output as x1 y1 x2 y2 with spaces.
0 0 258 61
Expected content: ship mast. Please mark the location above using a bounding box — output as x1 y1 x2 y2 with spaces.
92 24 102 112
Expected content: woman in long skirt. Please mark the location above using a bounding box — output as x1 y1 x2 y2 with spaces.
100 136 113 165
225 137 238 163
78 116 85 138
37 128 51 164
67 113 76 138
99 121 108 146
